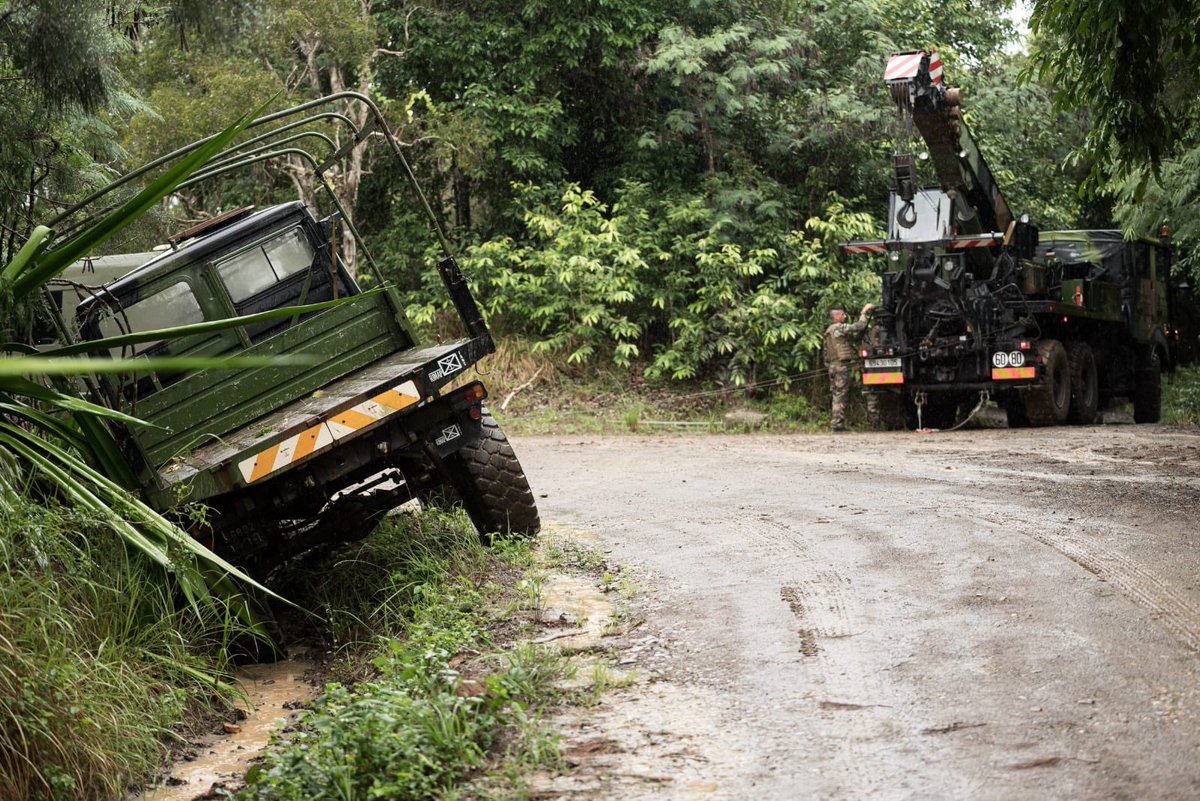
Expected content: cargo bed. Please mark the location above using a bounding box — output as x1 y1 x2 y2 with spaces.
156 338 486 501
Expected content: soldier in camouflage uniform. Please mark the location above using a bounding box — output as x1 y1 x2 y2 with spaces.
824 305 875 431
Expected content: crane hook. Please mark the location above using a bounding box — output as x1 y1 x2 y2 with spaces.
896 200 917 229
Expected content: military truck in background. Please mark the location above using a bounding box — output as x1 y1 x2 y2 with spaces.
842 51 1175 429
50 94 539 578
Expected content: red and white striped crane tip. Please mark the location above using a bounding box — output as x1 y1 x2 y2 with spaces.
884 50 943 85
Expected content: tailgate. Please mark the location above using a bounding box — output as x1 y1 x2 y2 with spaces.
156 338 489 500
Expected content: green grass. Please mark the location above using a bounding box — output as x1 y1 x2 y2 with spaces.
1164 365 1200 425
482 335 878 435
0 498 577 801
494 339 1200 434
241 511 570 801
0 499 240 801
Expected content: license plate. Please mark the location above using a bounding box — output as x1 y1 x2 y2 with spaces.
864 357 901 368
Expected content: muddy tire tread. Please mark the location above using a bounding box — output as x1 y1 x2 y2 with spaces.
1024 339 1070 426
454 411 540 537
1066 341 1100 425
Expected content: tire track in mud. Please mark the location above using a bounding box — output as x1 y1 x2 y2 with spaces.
974 511 1200 651
748 514 982 800
740 514 892 795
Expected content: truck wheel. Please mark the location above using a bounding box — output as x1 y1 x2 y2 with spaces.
439 410 540 540
1023 339 1070 426
1066 341 1099 425
1133 348 1162 424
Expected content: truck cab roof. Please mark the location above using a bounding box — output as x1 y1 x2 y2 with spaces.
80 202 312 311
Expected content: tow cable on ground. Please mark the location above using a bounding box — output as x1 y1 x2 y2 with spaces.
913 390 989 435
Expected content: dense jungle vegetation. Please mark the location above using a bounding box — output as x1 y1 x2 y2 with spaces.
3 1 1200 798
5 0 1197 388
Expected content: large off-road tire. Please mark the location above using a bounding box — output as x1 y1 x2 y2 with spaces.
1066 341 1100 425
1023 339 1070 426
1133 347 1162 424
440 410 540 540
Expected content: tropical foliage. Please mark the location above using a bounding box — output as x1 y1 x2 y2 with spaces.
11 1 1196 389
4 1 1200 798
1027 0 1200 276
406 182 879 385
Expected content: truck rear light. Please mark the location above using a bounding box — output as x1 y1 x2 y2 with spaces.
1019 341 1031 350
860 349 870 358
451 381 488 410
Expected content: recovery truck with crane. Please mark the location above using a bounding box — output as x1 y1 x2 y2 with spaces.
842 50 1174 429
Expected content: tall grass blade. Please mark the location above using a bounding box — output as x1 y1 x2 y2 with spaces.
0 225 52 288
49 290 379 357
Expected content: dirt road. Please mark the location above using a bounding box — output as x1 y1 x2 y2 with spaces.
518 425 1200 800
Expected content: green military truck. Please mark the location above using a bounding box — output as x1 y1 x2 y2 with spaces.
54 95 538 578
843 51 1174 429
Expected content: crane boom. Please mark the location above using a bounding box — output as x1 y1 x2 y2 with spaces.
884 50 1012 237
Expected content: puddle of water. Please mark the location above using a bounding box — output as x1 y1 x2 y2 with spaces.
140 659 316 801
538 573 614 647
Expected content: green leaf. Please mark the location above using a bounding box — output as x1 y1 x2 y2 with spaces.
11 97 274 299
49 290 379 357
0 355 314 377
0 225 53 288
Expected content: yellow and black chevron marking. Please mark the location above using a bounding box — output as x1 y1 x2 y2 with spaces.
238 380 421 484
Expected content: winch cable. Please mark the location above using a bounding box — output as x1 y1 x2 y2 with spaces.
562 359 993 432
912 389 989 435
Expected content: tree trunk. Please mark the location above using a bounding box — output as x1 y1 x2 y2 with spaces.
452 158 471 230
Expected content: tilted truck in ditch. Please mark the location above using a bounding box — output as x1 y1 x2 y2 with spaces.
48 95 539 578
842 51 1176 429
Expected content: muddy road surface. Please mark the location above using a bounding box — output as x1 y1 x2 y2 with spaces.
519 425 1200 800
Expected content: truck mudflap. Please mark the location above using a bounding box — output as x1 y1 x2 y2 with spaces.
155 339 490 505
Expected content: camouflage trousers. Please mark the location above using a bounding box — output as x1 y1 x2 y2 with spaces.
865 390 881 427
828 363 851 430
